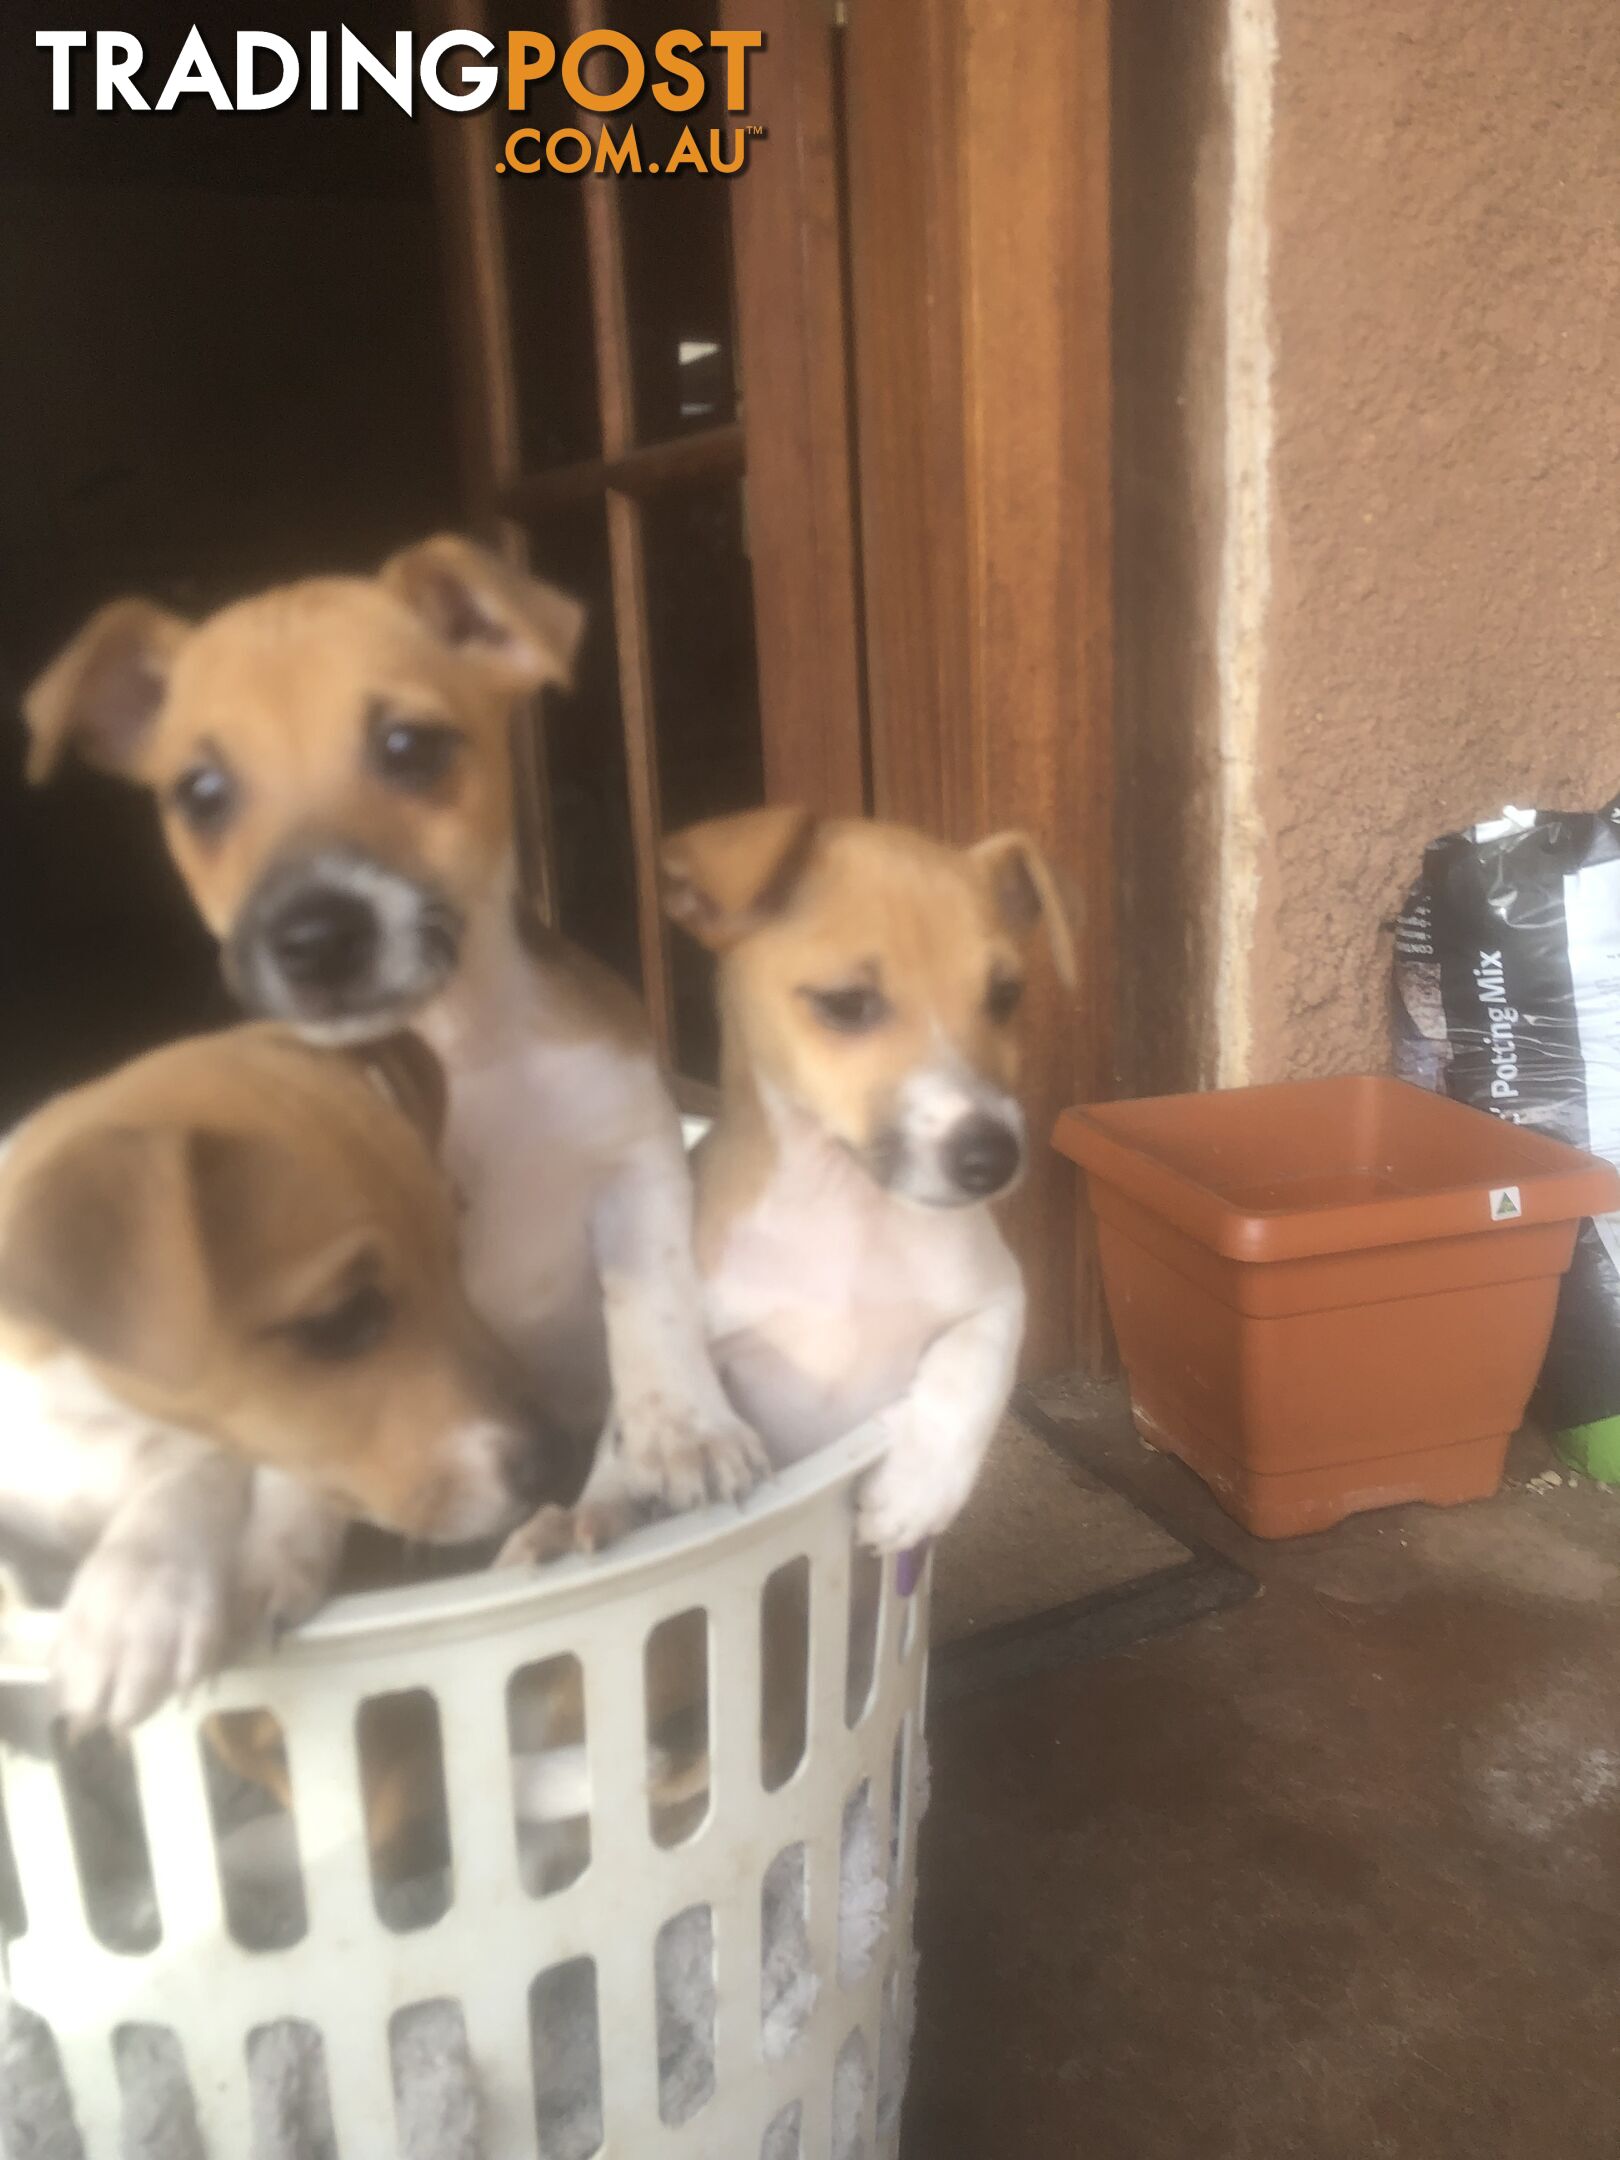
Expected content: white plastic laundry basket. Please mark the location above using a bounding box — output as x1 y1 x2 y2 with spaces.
0 1425 929 2160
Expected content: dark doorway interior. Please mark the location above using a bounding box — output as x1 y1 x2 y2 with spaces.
0 2 460 1124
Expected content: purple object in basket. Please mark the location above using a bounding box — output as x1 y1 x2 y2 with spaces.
896 1543 928 1598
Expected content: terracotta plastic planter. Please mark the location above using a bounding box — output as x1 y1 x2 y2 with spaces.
1054 1076 1620 1538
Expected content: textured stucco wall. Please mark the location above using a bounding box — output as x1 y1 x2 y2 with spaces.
1114 0 1620 1093
1250 1 1620 1078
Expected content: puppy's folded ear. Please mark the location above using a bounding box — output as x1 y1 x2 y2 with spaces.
0 1123 319 1389
23 599 191 785
379 535 586 698
0 1126 218 1387
352 1031 448 1156
970 831 1078 988
661 807 819 950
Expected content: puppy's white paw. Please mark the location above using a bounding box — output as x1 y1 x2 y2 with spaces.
238 1528 343 1643
617 1401 768 1512
496 1497 648 1567
856 1438 979 1555
233 1481 347 1645
56 1540 233 1733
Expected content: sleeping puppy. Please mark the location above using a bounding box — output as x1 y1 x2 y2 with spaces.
0 1025 577 1730
662 809 1075 1552
22 538 764 1562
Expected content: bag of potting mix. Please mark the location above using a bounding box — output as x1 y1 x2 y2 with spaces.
1392 799 1620 1477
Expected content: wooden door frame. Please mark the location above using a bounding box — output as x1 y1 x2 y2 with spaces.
724 0 866 814
842 0 1115 1370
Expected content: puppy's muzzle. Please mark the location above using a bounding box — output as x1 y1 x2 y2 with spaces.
227 843 462 1035
502 1409 590 1515
269 886 378 994
945 1111 1023 1198
395 1403 585 1546
872 1070 1028 1207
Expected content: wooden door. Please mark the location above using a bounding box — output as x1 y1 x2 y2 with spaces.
422 0 1113 1370
842 0 1114 1369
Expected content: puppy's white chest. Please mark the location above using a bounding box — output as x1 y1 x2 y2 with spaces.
707 1166 1012 1464
438 1037 657 1415
446 1052 603 1308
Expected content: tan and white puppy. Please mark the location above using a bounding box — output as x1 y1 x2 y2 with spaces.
662 809 1075 1551
23 539 763 1547
0 1026 577 1729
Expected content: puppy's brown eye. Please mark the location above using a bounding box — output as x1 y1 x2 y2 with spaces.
368 711 464 791
170 760 237 836
802 984 891 1035
282 1282 392 1362
986 974 1024 1022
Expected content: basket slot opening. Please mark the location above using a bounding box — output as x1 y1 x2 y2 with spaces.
199 1708 307 1951
0 1778 24 1939
761 1840 813 2061
355 1688 451 1932
645 1607 710 1848
897 1547 922 1659
833 2026 872 2160
890 1716 912 1880
761 2099 804 2160
530 1955 603 2160
0 2004 73 2154
845 1544 884 1727
113 2022 202 2160
655 1903 716 2127
508 1653 591 1897
838 1780 887 1988
246 2018 334 2158
390 1998 476 2160
877 1962 908 2146
761 1555 811 1791
53 1727 159 1954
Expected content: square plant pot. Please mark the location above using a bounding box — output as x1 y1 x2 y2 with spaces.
1054 1076 1620 1538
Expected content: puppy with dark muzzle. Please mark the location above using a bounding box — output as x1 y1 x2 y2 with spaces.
662 809 1075 1551
23 539 765 1577
0 1026 576 1731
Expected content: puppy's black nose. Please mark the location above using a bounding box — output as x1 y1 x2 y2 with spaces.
268 888 378 991
505 1414 589 1510
946 1113 1023 1197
